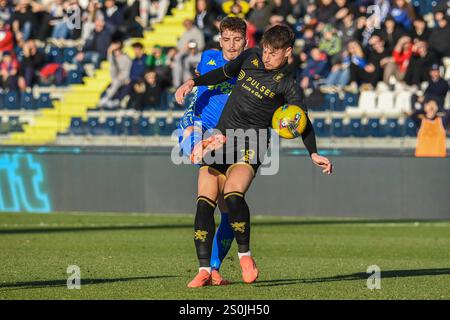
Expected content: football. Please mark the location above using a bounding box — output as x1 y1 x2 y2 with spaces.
272 104 308 139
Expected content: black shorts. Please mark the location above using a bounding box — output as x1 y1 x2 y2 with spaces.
200 133 269 177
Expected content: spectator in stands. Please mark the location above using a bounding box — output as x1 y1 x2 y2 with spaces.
166 46 177 66
195 0 215 43
0 51 19 91
303 1 319 25
120 0 144 38
74 17 111 69
80 1 104 42
222 0 250 19
301 26 318 56
367 35 391 84
283 0 304 24
428 10 450 58
127 69 164 111
316 0 339 23
272 0 292 18
367 0 391 27
99 41 132 108
336 10 356 45
353 15 371 46
183 40 202 83
48 0 71 39
17 39 46 90
130 42 148 84
39 61 67 86
404 40 438 87
383 35 412 84
12 0 44 44
146 45 173 86
346 40 378 90
172 19 205 87
390 0 416 30
411 98 449 157
0 0 13 25
375 16 405 53
248 0 274 33
411 16 431 42
101 0 124 34
319 24 342 65
322 50 350 90
421 64 450 110
299 47 330 89
0 20 13 54
146 45 167 68
149 0 170 25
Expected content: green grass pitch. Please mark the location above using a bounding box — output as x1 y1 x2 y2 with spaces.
0 212 449 300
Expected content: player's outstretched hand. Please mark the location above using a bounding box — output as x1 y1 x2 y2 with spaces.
311 153 333 175
175 79 195 105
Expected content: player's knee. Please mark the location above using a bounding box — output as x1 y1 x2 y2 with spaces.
223 182 247 195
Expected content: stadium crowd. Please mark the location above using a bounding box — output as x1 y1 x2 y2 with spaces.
0 0 449 126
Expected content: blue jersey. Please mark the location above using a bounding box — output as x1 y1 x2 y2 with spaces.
181 50 236 131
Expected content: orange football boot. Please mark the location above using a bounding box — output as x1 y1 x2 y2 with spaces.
187 269 212 288
211 269 231 286
239 256 259 284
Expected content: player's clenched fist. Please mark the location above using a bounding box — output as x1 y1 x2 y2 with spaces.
175 79 195 105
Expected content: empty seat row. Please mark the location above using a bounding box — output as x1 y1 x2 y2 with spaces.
0 116 26 134
313 118 420 138
64 117 181 136
63 116 430 138
347 90 413 115
0 92 52 110
14 47 78 65
310 92 359 112
46 47 79 64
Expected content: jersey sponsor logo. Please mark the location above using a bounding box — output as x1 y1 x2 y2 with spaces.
206 59 217 66
273 73 284 82
241 76 276 99
194 230 208 242
238 70 246 81
251 58 259 68
231 222 246 233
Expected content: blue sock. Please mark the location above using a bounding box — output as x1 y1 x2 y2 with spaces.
211 212 235 270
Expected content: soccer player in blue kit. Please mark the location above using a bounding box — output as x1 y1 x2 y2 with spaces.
178 17 248 287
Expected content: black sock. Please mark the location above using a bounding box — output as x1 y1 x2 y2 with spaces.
224 192 250 253
194 196 216 267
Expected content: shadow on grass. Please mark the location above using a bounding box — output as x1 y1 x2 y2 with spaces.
0 275 178 291
1 219 447 235
254 268 450 287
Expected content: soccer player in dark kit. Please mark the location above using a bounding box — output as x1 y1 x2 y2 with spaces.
176 25 333 288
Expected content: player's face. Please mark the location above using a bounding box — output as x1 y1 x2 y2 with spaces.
220 29 246 61
262 45 292 70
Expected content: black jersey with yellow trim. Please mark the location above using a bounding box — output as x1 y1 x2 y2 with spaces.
195 47 304 131
193 47 317 155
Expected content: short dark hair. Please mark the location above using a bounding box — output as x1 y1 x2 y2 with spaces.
219 16 247 37
260 25 295 50
132 42 144 49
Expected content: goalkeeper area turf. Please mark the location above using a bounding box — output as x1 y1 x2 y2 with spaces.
0 212 449 300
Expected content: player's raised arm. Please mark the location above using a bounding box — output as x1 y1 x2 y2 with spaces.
175 48 254 105
284 81 333 175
